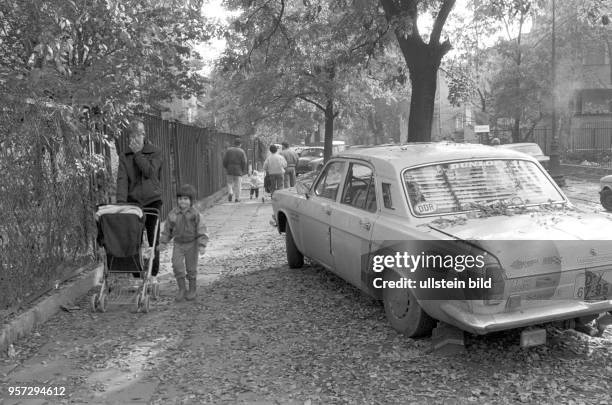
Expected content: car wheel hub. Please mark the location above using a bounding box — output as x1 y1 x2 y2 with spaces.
387 288 410 319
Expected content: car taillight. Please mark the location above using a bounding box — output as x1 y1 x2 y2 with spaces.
484 263 505 304
464 259 505 305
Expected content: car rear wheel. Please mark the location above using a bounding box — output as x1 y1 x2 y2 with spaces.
285 222 304 268
601 189 612 211
382 270 436 337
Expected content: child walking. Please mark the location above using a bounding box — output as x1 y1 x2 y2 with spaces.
248 170 261 200
160 184 209 302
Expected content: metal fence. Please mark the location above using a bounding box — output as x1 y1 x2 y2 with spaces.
0 107 243 311
563 121 612 165
116 115 243 218
493 120 612 167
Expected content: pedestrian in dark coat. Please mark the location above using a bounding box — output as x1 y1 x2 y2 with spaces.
116 118 164 279
222 139 248 202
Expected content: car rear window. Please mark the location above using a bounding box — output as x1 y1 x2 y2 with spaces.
504 145 543 155
302 149 324 157
403 159 564 216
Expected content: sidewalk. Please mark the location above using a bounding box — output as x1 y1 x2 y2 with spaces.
0 189 285 404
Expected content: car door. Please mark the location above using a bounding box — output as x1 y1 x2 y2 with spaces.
330 162 377 289
299 160 347 268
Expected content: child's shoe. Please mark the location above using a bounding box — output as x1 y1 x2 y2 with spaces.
185 277 197 301
175 277 186 302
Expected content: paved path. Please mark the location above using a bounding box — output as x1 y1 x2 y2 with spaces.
0 190 282 404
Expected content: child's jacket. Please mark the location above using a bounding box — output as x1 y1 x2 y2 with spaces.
249 172 263 188
160 206 209 248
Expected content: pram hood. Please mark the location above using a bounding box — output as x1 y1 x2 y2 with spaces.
95 204 144 220
96 204 145 258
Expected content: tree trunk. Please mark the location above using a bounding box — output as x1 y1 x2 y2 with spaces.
512 117 520 143
408 64 440 142
380 0 453 142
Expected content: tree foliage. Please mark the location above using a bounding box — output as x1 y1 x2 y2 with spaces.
210 0 403 160
0 0 213 130
446 0 611 143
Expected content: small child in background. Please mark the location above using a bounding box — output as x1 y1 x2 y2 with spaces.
249 170 261 200
160 184 209 302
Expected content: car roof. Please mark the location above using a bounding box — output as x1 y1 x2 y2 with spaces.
333 142 538 178
498 142 540 147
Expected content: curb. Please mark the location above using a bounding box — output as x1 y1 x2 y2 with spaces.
0 263 103 353
0 189 226 354
195 188 228 211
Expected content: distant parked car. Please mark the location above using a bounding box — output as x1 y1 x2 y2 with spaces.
293 146 306 156
297 142 348 175
498 143 550 169
600 175 612 211
308 157 324 173
296 147 324 175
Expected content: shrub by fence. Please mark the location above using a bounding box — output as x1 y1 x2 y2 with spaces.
0 102 105 311
1 108 242 311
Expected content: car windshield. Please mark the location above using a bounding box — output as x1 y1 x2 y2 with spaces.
403 159 565 216
302 148 324 157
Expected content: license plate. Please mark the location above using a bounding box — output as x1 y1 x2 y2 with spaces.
574 270 612 301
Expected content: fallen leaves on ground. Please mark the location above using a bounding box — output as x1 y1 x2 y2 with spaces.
1 227 612 404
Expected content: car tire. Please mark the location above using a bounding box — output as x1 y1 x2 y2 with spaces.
382 270 436 337
601 189 612 211
285 222 304 268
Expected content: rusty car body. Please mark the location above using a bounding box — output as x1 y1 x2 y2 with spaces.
272 143 612 338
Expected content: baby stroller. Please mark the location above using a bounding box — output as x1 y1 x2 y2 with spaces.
92 204 160 313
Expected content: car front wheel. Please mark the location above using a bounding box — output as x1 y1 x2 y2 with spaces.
601 189 612 211
285 222 304 268
382 270 436 337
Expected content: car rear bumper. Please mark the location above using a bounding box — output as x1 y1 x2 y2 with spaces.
438 299 612 335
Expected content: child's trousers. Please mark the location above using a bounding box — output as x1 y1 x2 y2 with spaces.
250 187 259 198
171 241 199 279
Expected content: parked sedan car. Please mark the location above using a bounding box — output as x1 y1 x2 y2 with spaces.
295 147 324 175
308 157 324 173
600 175 612 211
498 142 550 169
272 143 612 340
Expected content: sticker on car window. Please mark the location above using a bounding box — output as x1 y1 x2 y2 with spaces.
415 202 437 214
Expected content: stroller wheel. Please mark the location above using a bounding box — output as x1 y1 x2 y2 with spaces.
152 283 160 300
90 294 98 312
134 295 142 313
142 295 150 313
98 293 107 313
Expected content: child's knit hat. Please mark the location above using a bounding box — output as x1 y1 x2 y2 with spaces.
177 184 196 203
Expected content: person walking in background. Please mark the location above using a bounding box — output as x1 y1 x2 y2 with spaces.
160 184 208 302
222 139 248 203
116 118 163 282
280 142 299 188
263 144 287 195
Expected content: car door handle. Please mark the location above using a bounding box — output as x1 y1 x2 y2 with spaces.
321 205 332 215
359 219 371 230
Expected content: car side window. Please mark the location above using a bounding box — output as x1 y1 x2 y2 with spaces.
382 183 393 209
341 163 377 212
314 161 346 200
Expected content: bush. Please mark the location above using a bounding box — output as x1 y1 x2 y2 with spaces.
0 102 107 310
